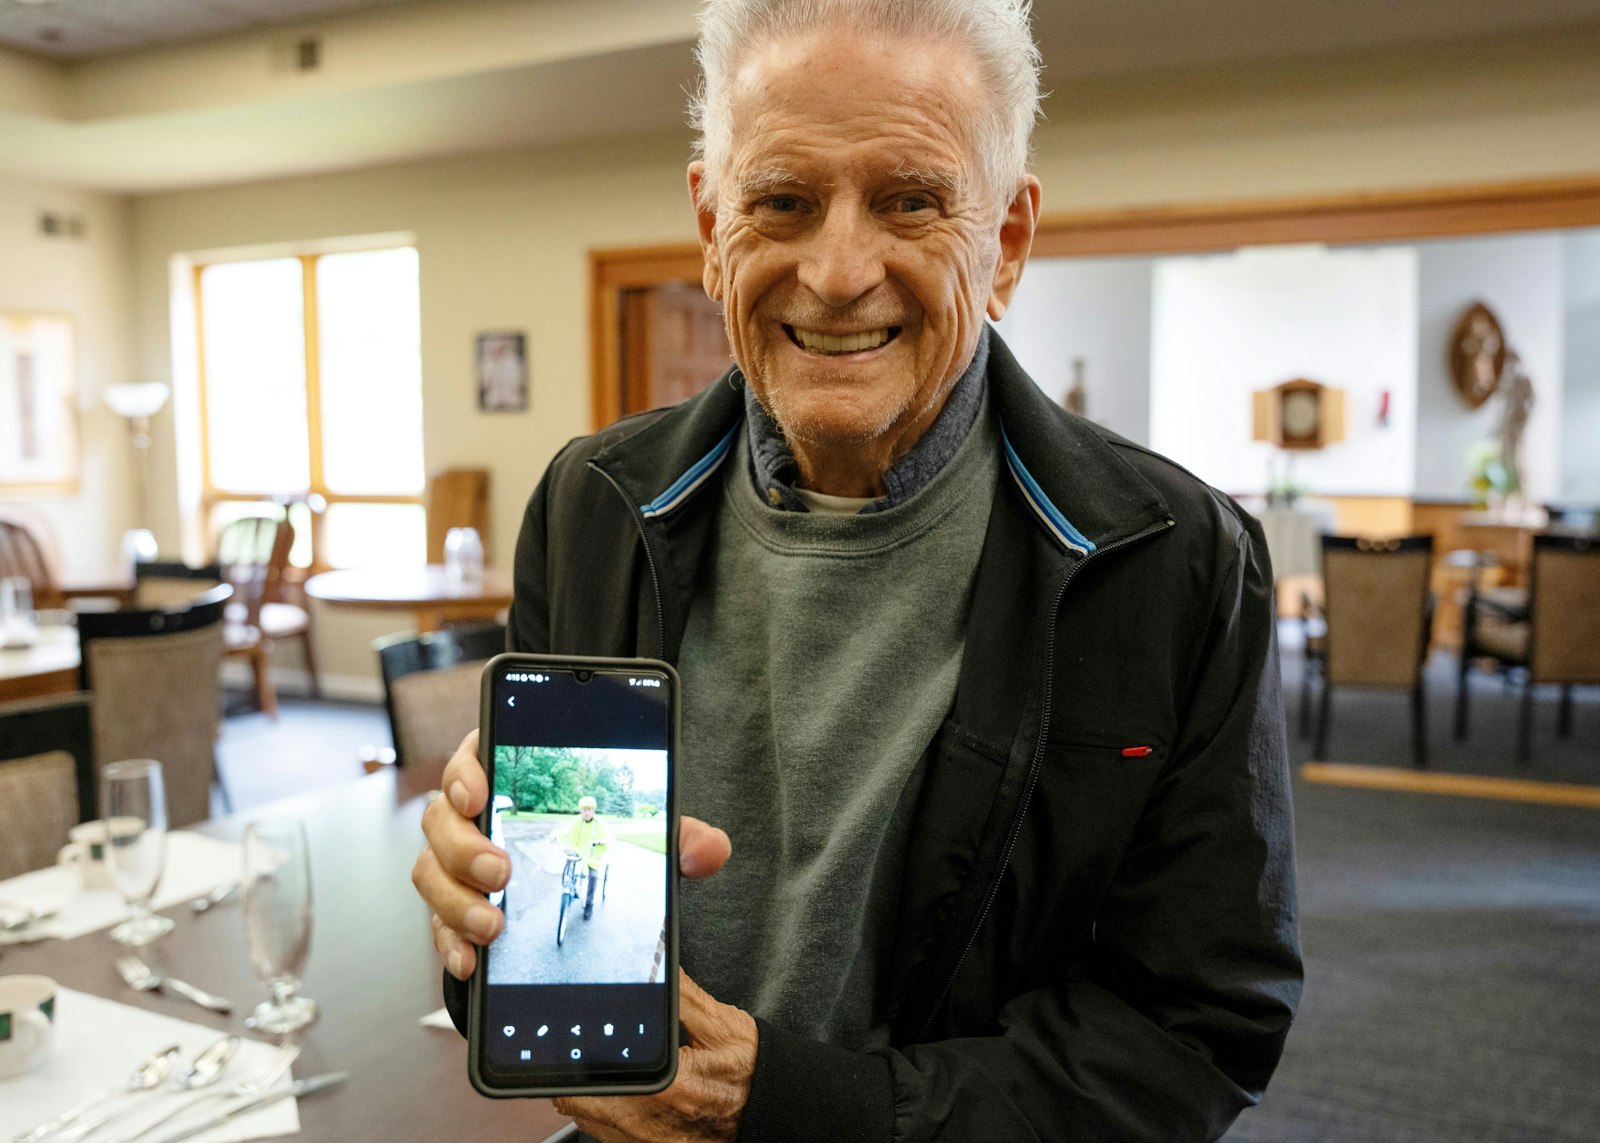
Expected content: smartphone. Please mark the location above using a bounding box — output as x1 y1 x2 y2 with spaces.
468 653 679 1097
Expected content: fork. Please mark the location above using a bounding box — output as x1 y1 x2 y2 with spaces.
106 1043 300 1143
114 956 232 1015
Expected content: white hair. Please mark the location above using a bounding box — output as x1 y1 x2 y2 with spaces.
689 0 1042 211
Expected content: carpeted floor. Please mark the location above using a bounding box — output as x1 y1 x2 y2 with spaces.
1223 631 1600 1141
217 637 1600 1141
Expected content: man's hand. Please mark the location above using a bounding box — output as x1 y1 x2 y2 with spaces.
554 971 757 1143
413 730 732 978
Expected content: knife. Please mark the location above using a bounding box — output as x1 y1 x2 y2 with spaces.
152 1071 348 1143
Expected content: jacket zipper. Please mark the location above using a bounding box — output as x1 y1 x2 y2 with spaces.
915 516 1176 1040
591 462 669 662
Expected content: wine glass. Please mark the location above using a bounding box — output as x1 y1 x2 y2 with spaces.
243 819 319 1034
102 760 175 946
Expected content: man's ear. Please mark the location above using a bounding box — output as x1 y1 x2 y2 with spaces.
986 176 1041 321
688 162 723 303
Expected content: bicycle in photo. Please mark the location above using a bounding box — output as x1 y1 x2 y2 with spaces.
556 843 609 947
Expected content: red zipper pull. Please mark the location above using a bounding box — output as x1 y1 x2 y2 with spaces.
1121 745 1153 758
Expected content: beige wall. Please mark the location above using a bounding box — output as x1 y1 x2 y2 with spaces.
96 29 1600 687
129 130 698 689
1027 27 1600 211
0 173 135 580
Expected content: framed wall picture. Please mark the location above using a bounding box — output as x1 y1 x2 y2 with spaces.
476 331 527 413
0 313 79 493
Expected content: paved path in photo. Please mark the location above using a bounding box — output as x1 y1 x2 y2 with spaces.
488 820 667 986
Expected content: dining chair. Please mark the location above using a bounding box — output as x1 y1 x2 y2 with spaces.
0 692 95 879
425 468 491 564
216 513 319 717
1306 534 1436 768
76 584 232 828
0 516 131 611
133 559 225 608
374 622 506 772
1456 533 1600 764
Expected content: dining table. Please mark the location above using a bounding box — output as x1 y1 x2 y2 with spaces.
303 566 514 634
0 620 80 703
0 766 570 1142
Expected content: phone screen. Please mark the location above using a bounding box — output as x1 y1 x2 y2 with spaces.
472 655 678 1094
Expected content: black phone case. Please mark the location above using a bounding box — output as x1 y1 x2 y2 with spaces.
467 652 680 1098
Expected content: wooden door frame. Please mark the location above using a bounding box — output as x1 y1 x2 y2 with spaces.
588 175 1600 429
589 243 705 429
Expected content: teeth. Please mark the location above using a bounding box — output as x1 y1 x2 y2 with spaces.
792 326 890 354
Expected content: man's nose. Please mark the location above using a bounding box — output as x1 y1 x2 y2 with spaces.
796 205 886 308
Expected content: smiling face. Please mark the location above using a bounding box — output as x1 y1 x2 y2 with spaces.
691 28 1038 496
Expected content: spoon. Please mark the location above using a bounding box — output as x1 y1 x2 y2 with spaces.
51 1038 237 1143
12 1044 179 1143
105 1037 242 1143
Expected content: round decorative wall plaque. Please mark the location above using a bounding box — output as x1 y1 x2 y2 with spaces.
1448 302 1506 410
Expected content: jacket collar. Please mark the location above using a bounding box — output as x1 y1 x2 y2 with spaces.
592 327 1170 553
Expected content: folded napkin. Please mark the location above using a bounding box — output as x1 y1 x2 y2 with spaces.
0 989 299 1141
419 1007 456 1030
0 832 242 942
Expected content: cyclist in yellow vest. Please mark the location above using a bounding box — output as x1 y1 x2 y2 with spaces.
557 795 611 920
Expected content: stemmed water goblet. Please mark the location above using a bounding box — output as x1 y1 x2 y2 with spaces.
242 818 319 1034
102 759 175 946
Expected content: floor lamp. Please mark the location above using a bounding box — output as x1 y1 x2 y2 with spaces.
103 381 170 568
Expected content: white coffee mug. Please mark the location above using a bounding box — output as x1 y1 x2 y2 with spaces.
57 820 117 890
0 975 57 1079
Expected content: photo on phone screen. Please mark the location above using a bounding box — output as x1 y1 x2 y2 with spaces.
471 655 678 1096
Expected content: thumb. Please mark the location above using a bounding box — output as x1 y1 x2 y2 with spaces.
679 816 731 879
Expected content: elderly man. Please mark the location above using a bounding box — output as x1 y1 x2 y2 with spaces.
413 1 1301 1140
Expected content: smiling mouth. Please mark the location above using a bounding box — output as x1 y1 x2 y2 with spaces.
785 325 901 356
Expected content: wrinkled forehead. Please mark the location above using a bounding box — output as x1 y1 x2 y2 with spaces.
722 28 989 194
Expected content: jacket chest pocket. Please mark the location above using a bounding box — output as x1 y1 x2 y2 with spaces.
1007 739 1167 953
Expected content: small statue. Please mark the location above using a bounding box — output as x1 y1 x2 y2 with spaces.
1063 357 1087 418
1496 350 1534 500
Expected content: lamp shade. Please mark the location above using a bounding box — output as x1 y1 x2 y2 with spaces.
103 382 170 419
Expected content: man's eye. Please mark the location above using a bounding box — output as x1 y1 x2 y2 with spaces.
764 195 803 213
895 195 935 214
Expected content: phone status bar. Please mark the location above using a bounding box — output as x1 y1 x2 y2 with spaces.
506 672 551 683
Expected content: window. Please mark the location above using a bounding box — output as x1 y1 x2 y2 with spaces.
194 246 425 569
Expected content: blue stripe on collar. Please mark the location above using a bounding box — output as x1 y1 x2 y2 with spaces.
639 425 740 520
1001 430 1096 557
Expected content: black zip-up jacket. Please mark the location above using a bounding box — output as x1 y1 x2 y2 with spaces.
446 331 1301 1142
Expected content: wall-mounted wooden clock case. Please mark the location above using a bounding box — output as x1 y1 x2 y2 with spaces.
1252 378 1346 450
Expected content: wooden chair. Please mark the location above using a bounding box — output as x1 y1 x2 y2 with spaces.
216 513 319 717
0 693 95 879
77 584 231 828
375 622 505 774
0 516 131 611
1457 533 1600 763
425 468 490 564
1307 535 1436 768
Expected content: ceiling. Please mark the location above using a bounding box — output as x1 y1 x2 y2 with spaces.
0 0 426 59
2 0 1600 193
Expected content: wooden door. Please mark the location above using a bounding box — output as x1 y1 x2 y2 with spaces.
619 281 733 416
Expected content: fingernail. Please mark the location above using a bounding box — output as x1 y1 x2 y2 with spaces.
465 904 500 941
449 781 469 814
447 948 465 978
470 853 508 889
